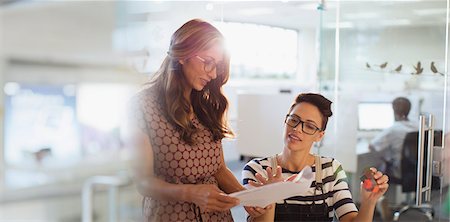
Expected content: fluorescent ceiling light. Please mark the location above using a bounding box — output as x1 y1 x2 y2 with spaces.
344 12 379 20
380 19 411 26
238 7 274 16
296 3 328 10
206 3 214 11
4 82 20 96
413 8 447 16
324 21 354 29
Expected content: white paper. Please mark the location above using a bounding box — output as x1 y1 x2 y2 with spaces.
230 166 313 208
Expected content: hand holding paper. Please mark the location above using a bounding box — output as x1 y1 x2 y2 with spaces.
231 166 313 208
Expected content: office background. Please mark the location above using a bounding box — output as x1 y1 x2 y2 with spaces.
0 1 449 221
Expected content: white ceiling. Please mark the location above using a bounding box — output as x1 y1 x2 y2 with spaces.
1 1 447 31
124 1 447 29
0 0 446 65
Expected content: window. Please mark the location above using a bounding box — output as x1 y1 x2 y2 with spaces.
4 83 135 166
4 83 80 168
216 22 298 79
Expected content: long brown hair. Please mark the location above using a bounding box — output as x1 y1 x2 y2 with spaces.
149 19 233 145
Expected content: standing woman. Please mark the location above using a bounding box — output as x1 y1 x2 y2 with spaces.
242 93 389 222
126 19 251 221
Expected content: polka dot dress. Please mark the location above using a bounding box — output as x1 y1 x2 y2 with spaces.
132 87 234 222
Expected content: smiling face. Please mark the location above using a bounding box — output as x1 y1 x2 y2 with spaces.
179 42 224 92
283 102 325 152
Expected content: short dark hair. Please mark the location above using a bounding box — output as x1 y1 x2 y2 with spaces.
288 93 333 131
392 97 411 117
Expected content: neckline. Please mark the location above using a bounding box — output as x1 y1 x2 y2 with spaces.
275 154 316 173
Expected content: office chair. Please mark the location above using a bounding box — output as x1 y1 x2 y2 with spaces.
393 130 442 221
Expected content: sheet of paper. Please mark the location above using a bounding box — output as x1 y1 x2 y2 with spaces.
230 166 313 208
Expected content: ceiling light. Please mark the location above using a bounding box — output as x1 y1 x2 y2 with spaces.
238 8 274 16
344 12 379 20
206 3 214 11
380 19 411 26
413 8 447 16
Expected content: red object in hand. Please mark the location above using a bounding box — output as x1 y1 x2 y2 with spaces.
373 186 380 193
363 179 374 190
360 168 378 192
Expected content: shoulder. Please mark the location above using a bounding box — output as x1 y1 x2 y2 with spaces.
318 156 347 176
243 157 272 172
400 120 419 131
318 156 341 168
130 85 163 112
242 156 273 180
134 84 159 103
371 126 395 144
242 157 271 186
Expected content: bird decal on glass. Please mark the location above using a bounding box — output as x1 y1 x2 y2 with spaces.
379 62 388 69
394 64 402 73
430 61 444 76
411 61 423 75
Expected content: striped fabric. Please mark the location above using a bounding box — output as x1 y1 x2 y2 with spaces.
242 156 358 221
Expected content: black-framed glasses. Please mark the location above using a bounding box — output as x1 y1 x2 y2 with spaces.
195 55 225 75
285 114 322 135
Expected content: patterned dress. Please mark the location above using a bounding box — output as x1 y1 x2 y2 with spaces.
131 86 234 222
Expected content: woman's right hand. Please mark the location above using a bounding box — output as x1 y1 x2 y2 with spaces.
185 184 240 212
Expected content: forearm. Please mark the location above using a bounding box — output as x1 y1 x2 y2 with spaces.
352 202 376 222
215 164 244 193
136 176 192 202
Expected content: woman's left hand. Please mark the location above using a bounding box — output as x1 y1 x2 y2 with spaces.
248 166 284 187
360 167 389 205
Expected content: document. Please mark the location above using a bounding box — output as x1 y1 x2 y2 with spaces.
230 166 313 208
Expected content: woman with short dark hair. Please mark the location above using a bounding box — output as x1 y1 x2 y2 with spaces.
243 93 389 222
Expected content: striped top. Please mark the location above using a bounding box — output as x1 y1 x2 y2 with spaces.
242 156 358 221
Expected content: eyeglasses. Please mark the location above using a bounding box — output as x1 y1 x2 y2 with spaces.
285 114 322 135
195 55 225 75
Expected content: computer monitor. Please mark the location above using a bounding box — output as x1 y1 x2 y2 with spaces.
357 102 394 131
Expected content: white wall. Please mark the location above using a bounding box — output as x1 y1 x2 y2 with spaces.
2 2 117 64
236 93 294 158
297 28 319 88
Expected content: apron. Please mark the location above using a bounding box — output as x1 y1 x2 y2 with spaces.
273 155 332 222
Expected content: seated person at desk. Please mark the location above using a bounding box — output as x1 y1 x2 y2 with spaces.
368 97 417 182
242 93 389 222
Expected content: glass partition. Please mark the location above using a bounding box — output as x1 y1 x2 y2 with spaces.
0 1 447 221
121 2 450 220
321 1 449 220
